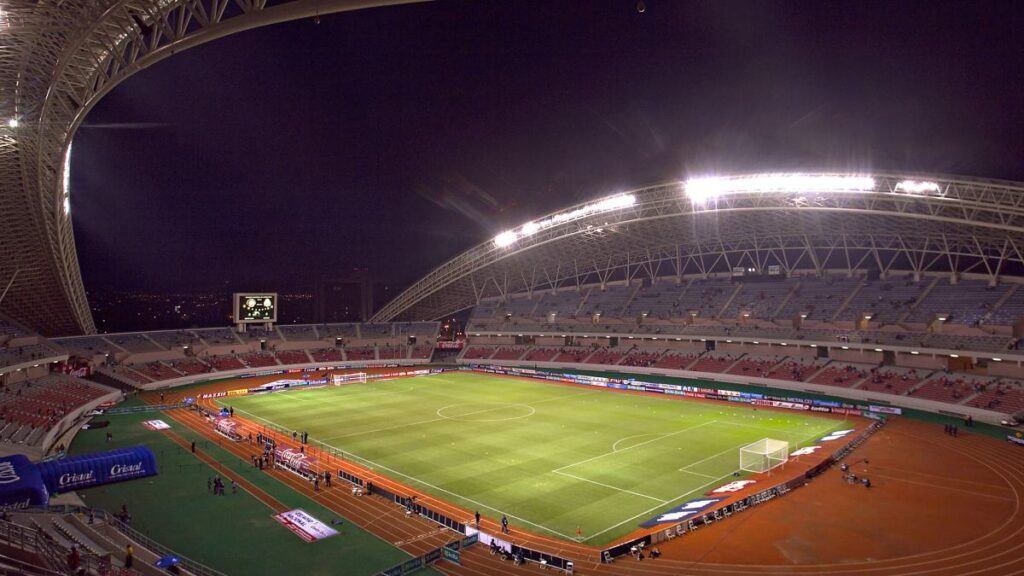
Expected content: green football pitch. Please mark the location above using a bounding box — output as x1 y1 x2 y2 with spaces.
218 371 848 545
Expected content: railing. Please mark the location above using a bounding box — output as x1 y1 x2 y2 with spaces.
5 506 226 576
0 517 127 576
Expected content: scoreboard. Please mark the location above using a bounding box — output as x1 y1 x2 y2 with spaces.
234 293 278 323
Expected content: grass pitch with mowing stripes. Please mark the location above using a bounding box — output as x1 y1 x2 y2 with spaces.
221 372 848 545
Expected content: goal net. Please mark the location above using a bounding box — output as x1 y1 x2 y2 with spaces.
739 438 789 474
332 372 368 386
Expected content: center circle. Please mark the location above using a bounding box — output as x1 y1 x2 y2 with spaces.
436 402 536 422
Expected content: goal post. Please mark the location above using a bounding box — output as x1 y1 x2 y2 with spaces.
739 438 789 474
331 372 368 386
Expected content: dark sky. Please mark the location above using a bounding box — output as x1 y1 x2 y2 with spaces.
71 0 1024 295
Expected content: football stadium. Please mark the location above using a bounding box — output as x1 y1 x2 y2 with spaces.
2 2 1024 576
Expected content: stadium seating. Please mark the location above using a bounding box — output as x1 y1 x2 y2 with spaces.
276 349 312 365
775 277 860 321
146 330 200 349
462 346 496 360
857 367 926 396
310 348 344 363
410 345 434 360
236 327 281 342
523 348 559 362
619 349 663 367
908 374 990 404
904 280 1011 325
378 345 407 360
840 279 924 323
965 380 1024 414
491 347 529 360
130 362 181 381
583 348 623 365
688 353 737 373
359 323 393 339
345 346 376 361
652 351 699 370
808 362 870 387
988 287 1024 325
239 352 279 368
727 354 782 377
278 325 319 341
763 359 822 382
0 376 110 446
720 281 795 320
552 348 590 363
207 355 246 371
105 333 161 353
193 328 240 345
317 324 359 338
170 358 210 375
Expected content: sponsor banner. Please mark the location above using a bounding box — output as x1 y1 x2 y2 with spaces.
790 445 822 457
869 405 902 415
819 429 855 442
142 420 170 431
709 480 756 494
639 497 722 528
200 391 227 400
36 446 158 494
273 509 339 542
227 389 249 396
436 340 464 349
1008 433 1024 447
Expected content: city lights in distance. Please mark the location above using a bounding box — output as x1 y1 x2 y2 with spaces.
685 173 876 204
494 193 635 248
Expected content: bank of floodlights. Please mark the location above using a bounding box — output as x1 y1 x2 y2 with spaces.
493 193 636 248
684 173 877 204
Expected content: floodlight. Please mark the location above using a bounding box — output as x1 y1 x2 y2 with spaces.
7 118 17 128
895 180 940 194
521 221 540 236
992 358 1002 362
685 173 876 204
493 231 517 248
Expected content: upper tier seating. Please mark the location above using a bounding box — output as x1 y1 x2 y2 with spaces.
208 355 246 371
905 280 1011 325
841 279 924 323
775 277 860 321
106 333 162 353
279 325 319 341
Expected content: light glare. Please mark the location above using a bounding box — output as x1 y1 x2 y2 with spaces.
894 180 940 194
685 173 876 204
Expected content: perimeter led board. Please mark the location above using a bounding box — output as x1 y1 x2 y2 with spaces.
234 293 278 323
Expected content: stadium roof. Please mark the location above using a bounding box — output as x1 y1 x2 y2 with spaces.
372 173 1024 322
0 0 420 337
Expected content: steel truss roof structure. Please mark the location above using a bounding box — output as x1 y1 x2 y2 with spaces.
0 0 419 336
373 174 1024 322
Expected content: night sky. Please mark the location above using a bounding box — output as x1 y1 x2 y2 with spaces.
71 0 1024 296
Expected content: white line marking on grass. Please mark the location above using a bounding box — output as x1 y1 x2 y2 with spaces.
551 471 667 503
322 390 596 441
233 403 585 541
678 470 718 479
553 420 718 473
611 433 666 452
581 471 737 543
436 403 536 422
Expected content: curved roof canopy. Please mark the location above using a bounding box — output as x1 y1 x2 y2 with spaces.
0 0 420 336
372 173 1024 322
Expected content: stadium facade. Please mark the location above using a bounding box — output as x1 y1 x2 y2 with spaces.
376 174 1024 322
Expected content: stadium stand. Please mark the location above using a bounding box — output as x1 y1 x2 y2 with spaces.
903 280 1011 325
378 345 407 360
857 367 926 396
966 379 1024 413
583 347 624 365
775 277 860 321
345 346 376 361
193 328 240 345
309 348 344 363
207 355 246 371
720 280 795 320
0 376 111 447
619 349 663 367
652 351 699 370
726 354 783 377
104 333 161 353
908 374 994 404
169 358 210 376
145 329 201 349
410 345 434 360
523 347 559 362
276 349 312 365
129 361 181 381
239 352 279 368
462 346 497 360
278 325 319 341
688 352 737 373
491 347 529 360
840 278 924 323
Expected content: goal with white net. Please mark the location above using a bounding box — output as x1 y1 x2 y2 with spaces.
739 438 789 474
331 372 368 386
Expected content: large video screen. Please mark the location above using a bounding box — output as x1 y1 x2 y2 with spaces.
234 293 278 323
